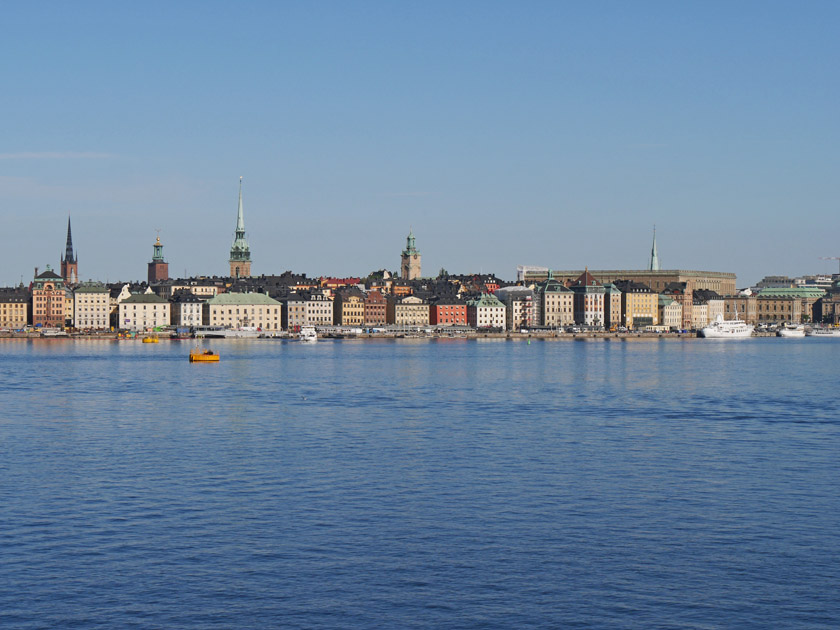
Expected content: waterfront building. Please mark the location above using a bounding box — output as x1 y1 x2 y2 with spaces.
755 287 824 324
302 290 334 326
60 216 78 286
524 268 737 296
614 280 657 329
429 298 467 327
387 295 430 327
363 290 387 326
572 270 606 327
280 293 307 331
73 282 110 330
400 230 421 280
0 289 29 329
118 293 170 331
334 288 365 326
170 291 204 328
494 286 534 331
659 295 683 330
692 289 724 329
603 283 623 329
662 282 695 330
147 236 169 284
31 265 67 328
533 274 574 328
229 177 252 278
815 281 840 324
203 292 282 331
152 278 221 300
466 293 506 329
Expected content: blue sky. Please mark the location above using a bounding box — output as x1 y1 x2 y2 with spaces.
2 1 838 285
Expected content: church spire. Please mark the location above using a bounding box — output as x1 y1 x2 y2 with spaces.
229 176 252 278
649 225 661 271
64 215 76 264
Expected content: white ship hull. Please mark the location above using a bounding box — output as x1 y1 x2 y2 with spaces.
699 314 754 339
299 326 318 342
778 326 805 338
805 327 840 338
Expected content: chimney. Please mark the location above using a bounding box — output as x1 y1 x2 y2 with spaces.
35 267 39 277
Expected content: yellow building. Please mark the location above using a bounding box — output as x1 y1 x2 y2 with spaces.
204 292 282 331
334 289 365 326
0 290 29 329
615 280 658 329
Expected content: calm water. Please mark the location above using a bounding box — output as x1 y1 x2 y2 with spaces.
1 337 839 629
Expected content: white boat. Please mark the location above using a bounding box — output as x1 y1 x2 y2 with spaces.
193 326 261 339
805 326 840 338
299 326 317 342
699 313 754 339
777 324 806 338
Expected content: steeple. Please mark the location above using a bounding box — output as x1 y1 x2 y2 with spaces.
148 233 169 283
60 215 78 285
229 176 252 278
400 228 421 280
649 225 661 271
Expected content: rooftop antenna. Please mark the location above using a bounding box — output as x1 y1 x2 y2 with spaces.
819 256 840 274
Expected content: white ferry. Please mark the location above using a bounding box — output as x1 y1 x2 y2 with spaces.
699 314 754 339
777 324 806 338
805 326 840 338
299 326 317 342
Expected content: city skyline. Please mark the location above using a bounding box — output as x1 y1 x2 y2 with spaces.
2 2 839 285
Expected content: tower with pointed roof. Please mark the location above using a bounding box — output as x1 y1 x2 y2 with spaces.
60 216 78 286
649 226 661 271
148 235 169 284
400 229 421 280
229 177 252 278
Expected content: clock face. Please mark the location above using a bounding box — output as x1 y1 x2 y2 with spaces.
413 255 418 260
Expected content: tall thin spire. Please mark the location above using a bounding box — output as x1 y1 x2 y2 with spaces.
64 215 76 264
229 176 252 278
649 225 661 271
235 176 245 233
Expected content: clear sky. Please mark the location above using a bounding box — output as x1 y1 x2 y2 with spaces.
2 1 838 286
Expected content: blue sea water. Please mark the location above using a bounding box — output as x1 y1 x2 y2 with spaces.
1 337 839 629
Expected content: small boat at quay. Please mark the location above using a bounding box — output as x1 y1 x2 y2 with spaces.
699 313 754 339
142 335 159 343
299 326 317 342
189 348 220 362
777 324 806 338
805 326 840 338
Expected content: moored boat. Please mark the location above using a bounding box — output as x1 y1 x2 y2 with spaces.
805 326 840 338
189 347 220 362
299 326 317 342
699 313 754 339
777 324 805 338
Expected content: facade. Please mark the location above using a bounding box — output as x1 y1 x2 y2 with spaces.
73 283 110 330
281 293 307 331
526 269 737 296
60 216 78 286
31 266 67 328
203 292 282 331
495 286 535 331
603 283 623 329
229 177 252 278
170 291 204 328
614 280 657 329
659 295 682 330
466 293 506 329
400 230 421 280
534 275 574 328
303 290 334 326
723 296 759 325
755 287 824 324
118 293 170 331
363 290 387 326
387 295 430 326
0 290 29 329
148 236 169 284
572 270 606 327
334 289 365 326
429 299 467 327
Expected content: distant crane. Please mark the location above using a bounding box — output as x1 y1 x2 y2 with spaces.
819 256 840 274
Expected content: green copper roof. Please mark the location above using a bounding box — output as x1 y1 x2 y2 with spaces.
207 292 281 306
74 282 108 293
467 293 504 308
757 287 825 298
122 293 167 304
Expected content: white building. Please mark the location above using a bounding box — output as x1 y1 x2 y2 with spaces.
467 293 506 329
170 291 204 328
119 293 171 331
73 283 111 330
203 292 283 332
